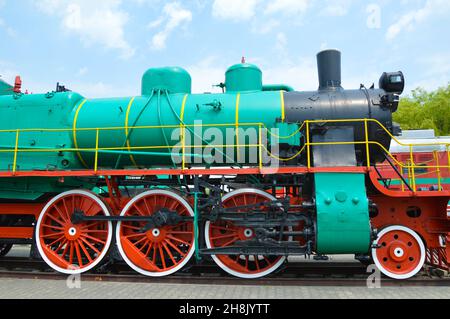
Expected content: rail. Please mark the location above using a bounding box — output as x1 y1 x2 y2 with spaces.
0 119 448 192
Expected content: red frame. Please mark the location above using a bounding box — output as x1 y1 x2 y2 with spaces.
1 164 449 270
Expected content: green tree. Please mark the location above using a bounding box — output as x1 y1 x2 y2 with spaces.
393 84 450 136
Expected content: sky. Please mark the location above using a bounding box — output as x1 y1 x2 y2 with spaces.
0 0 449 98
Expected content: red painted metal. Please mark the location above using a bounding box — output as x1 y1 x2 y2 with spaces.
0 166 369 178
0 227 34 239
13 76 22 94
0 203 45 217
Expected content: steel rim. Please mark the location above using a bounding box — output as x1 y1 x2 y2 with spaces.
35 190 113 275
116 190 195 277
205 188 286 279
372 225 426 280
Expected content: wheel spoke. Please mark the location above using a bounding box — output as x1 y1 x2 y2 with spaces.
166 234 191 246
162 242 177 265
78 240 93 263
55 239 68 253
47 234 66 246
158 244 167 269
82 234 106 245
80 237 101 255
45 213 65 226
41 224 64 231
144 242 154 257
210 233 239 240
74 242 83 267
53 204 69 223
164 239 186 257
69 242 74 265
220 237 239 247
41 232 65 240
125 233 147 239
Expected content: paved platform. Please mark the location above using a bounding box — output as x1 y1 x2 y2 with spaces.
2 246 450 299
0 277 449 299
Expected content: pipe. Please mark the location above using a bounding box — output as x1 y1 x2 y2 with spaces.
262 84 294 92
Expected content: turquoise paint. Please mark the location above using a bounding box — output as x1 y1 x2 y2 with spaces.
226 63 263 92
315 173 371 254
142 67 191 95
0 92 84 171
72 90 283 168
0 79 13 96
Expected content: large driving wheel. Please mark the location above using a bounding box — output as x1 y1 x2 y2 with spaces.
36 190 113 274
205 188 287 279
116 190 195 277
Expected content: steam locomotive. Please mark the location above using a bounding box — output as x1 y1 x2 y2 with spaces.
0 50 448 280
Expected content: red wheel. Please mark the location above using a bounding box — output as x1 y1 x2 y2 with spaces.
36 190 113 274
116 190 195 277
205 188 286 279
372 225 426 279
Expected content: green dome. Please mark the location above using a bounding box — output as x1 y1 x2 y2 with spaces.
225 63 263 92
142 67 191 95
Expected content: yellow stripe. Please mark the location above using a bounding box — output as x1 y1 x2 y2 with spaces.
235 93 241 161
180 94 188 121
180 95 188 169
73 99 89 168
125 97 138 167
280 90 285 122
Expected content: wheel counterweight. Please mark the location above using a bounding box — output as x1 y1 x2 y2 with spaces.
116 190 195 277
205 188 287 279
35 190 113 274
372 225 426 280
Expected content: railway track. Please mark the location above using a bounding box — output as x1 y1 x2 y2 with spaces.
0 257 448 287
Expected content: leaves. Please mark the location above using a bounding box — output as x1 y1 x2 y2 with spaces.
393 84 450 136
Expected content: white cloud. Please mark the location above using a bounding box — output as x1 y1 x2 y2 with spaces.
149 2 192 50
386 0 450 41
264 0 310 16
212 0 260 21
251 18 280 34
33 0 135 59
407 52 450 91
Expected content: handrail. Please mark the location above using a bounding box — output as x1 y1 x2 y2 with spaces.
0 119 448 194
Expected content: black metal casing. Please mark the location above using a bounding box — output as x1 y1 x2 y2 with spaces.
283 49 400 165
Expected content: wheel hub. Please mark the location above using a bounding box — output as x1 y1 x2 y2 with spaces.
145 227 167 242
65 225 81 241
389 242 407 262
243 228 254 238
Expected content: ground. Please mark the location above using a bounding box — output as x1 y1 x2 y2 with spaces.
0 246 449 299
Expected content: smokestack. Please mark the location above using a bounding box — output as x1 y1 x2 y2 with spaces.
317 49 342 90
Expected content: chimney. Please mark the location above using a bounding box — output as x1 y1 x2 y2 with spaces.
317 49 342 90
